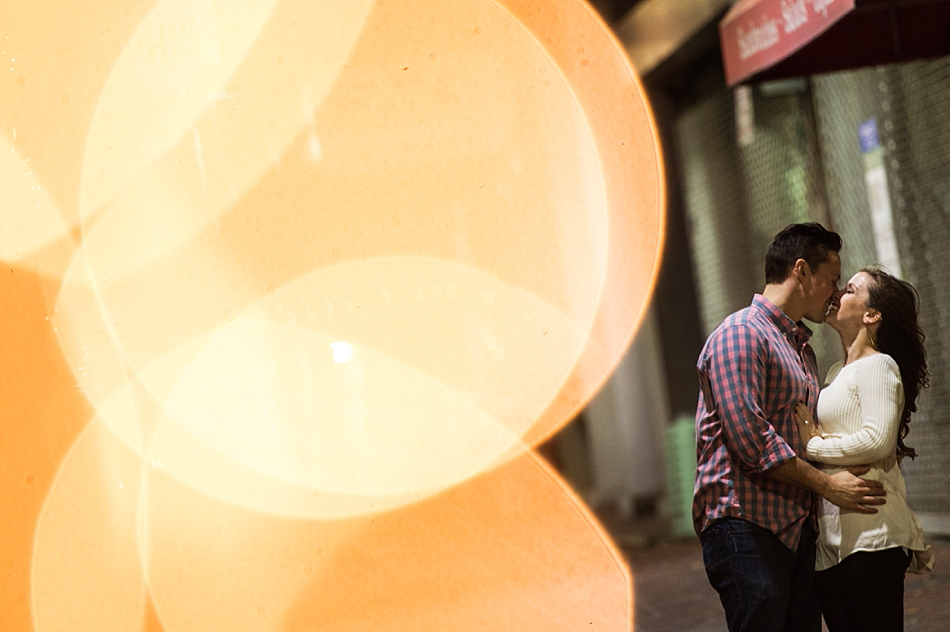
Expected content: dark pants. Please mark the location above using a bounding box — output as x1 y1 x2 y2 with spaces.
815 547 911 632
701 517 821 632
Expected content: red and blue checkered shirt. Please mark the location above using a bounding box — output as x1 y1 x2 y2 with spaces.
693 294 820 551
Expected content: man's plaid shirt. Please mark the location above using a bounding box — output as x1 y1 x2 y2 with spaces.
692 294 820 551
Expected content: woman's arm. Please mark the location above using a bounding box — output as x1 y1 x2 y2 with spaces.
805 355 903 465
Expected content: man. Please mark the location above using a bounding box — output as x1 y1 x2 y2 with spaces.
693 223 886 632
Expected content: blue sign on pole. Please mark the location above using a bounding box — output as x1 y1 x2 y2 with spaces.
859 118 880 153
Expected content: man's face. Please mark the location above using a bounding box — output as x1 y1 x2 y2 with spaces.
801 252 841 323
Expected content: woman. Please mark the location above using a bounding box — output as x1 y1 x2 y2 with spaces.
795 266 933 632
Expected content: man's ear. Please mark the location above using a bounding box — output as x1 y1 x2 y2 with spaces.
793 259 809 282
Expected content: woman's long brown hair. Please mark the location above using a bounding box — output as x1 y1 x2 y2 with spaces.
864 267 930 460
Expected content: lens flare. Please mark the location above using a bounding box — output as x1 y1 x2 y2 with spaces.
1 0 664 629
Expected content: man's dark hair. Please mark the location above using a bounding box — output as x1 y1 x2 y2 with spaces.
764 223 842 284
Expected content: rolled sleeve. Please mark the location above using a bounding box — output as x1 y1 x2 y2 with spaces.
761 431 798 471
704 324 795 473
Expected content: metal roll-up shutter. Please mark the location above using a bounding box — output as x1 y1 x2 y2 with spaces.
810 69 892 379
675 88 757 337
676 77 839 371
734 84 840 373
880 59 950 527
811 69 883 275
813 58 950 529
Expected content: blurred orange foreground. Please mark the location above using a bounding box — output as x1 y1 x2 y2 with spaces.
0 0 663 630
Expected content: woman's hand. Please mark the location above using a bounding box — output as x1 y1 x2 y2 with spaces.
794 402 822 445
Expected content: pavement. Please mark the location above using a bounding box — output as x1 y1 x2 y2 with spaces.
612 520 950 631
618 536 950 632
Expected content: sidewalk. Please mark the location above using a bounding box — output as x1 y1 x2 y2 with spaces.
618 525 950 631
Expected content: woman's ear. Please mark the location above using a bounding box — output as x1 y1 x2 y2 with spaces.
863 309 882 325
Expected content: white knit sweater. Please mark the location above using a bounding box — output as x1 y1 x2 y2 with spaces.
806 353 933 572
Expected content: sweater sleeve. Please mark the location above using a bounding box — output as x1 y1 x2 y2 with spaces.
805 355 904 465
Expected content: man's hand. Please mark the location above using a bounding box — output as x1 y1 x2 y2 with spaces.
821 466 886 514
768 459 886 513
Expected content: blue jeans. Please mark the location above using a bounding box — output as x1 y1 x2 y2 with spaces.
701 517 821 632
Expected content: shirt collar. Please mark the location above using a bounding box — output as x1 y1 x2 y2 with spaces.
752 294 813 346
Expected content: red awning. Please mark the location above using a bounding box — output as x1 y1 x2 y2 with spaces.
720 0 950 86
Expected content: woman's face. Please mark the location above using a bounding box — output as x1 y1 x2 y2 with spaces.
826 271 874 332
